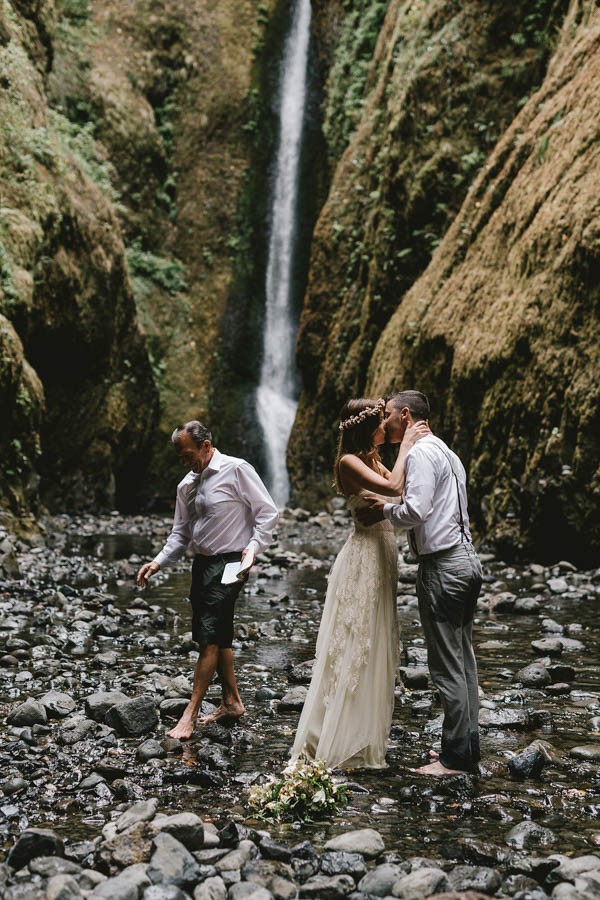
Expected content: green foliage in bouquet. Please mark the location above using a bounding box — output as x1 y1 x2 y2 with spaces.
247 758 348 823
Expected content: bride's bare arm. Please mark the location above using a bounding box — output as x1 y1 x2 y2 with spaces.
338 421 430 496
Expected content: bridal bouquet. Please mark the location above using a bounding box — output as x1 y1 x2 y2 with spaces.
247 757 348 823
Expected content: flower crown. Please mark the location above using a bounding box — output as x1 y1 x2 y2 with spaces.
339 398 385 431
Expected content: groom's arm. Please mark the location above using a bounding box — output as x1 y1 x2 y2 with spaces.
384 451 435 528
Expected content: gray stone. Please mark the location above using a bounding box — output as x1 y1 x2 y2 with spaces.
257 837 292 863
147 832 203 890
6 698 47 727
358 863 406 896
399 667 429 689
137 740 167 763
58 717 98 745
287 660 315 684
143 886 191 900
569 744 600 761
105 696 159 736
391 867 449 898
152 813 204 851
29 858 81 877
89 863 151 900
116 799 159 833
39 691 77 718
160 699 189 719
531 638 564 656
7 828 64 870
85 691 131 722
193 876 227 900
547 578 568 594
551 885 584 899
506 821 556 850
321 851 367 879
508 743 548 779
324 829 385 859
277 687 308 710
516 664 551 688
546 854 600 884
228 884 274 900
299 873 355 898
479 708 530 730
46 875 83 900
448 864 502 893
502 873 548 897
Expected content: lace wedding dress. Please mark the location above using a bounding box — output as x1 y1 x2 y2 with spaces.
290 492 401 769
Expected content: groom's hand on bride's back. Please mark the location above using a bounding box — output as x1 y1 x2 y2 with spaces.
355 493 386 526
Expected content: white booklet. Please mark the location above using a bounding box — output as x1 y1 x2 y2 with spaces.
221 555 254 585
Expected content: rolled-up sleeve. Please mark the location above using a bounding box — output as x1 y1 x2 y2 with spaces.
384 449 436 529
153 483 193 567
236 463 279 552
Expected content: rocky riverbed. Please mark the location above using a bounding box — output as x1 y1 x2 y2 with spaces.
0 508 599 899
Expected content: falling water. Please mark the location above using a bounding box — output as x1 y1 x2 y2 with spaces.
256 0 311 508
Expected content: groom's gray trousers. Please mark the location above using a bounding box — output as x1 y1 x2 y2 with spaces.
416 542 483 771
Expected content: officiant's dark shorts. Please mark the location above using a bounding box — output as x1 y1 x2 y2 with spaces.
190 552 244 648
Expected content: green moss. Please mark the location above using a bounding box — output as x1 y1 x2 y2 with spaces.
125 239 188 298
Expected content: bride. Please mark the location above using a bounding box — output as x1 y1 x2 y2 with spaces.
290 397 429 769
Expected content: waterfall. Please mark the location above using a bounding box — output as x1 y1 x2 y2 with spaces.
256 0 312 508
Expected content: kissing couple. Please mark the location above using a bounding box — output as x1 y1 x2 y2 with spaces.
290 389 484 777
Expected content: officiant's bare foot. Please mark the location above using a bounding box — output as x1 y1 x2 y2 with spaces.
165 714 197 740
411 760 468 777
199 702 245 725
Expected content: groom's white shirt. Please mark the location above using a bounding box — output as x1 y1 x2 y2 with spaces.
383 434 472 556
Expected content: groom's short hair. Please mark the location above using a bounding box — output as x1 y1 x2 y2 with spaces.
387 390 430 422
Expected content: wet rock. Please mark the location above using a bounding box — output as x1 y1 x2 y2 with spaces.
58 718 98 745
479 708 530 729
258 837 292 863
320 851 367 879
531 638 564 656
277 687 307 710
192 876 227 899
516 664 551 687
151 813 204 851
490 592 517 612
105 696 159 736
95 757 128 780
115 799 159 833
159 699 189 719
545 854 600 885
39 691 77 718
325 829 385 859
358 862 406 895
568 744 600 761
298 873 355 897
547 578 568 594
88 862 151 899
391 867 449 898
85 692 130 722
447 865 502 894
506 821 556 850
1 776 28 796
286 660 315 684
6 698 48 727
255 688 279 702
7 828 64 870
399 667 429 689
508 742 550 779
228 885 274 900
514 595 542 613
137 740 167 763
215 841 257 872
147 833 203 890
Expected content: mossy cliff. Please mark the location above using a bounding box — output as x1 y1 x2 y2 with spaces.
289 0 598 561
367 1 600 564
0 0 157 518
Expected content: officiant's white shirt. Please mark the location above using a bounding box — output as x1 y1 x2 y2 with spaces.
383 434 472 555
153 449 278 566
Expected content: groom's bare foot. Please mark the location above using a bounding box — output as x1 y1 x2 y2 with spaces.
411 760 468 777
199 702 245 725
429 749 440 760
165 714 197 740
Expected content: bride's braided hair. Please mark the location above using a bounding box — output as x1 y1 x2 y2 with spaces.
333 397 385 493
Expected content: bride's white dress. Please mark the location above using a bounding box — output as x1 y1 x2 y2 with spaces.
290 492 401 769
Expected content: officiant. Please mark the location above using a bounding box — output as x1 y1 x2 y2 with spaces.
136 420 278 740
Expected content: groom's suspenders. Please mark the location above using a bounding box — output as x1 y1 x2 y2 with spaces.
438 445 468 545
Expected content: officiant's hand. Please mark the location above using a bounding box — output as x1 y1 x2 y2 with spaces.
355 492 386 526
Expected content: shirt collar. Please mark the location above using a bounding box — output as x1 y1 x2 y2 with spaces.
203 447 222 475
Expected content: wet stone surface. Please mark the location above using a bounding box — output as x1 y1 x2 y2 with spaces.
0 511 599 897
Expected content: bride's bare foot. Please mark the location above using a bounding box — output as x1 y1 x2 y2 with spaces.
165 715 197 740
411 760 468 777
199 702 245 725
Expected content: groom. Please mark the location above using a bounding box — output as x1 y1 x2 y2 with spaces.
358 390 483 776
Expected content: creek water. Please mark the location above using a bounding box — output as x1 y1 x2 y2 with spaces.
1 512 598 861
